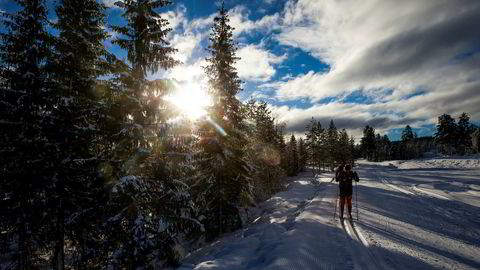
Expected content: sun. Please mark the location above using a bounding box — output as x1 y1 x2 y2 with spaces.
164 82 212 120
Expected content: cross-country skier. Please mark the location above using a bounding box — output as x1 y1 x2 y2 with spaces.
331 164 344 182
335 164 359 219
335 164 345 180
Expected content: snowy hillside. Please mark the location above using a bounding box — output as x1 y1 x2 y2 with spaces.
178 157 480 270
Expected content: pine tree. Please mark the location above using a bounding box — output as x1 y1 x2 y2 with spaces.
472 128 480 153
243 99 285 201
435 114 457 154
374 133 383 161
360 126 376 161
401 125 414 142
457 112 473 154
305 118 327 173
204 3 243 128
400 125 415 159
305 118 319 173
193 2 252 241
106 0 193 267
337 129 350 164
382 135 391 161
298 138 307 172
45 1 115 268
318 127 329 171
349 136 356 165
0 1 53 268
327 120 339 170
277 124 288 172
111 0 179 151
286 134 299 176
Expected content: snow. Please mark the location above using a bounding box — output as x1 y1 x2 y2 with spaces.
111 175 149 194
178 157 480 269
363 155 480 170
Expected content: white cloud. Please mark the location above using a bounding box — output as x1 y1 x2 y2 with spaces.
236 44 286 82
268 101 431 140
100 0 122 8
169 34 200 63
227 6 281 36
280 73 294 81
166 59 207 83
106 0 480 136
150 4 287 86
258 0 480 134
160 5 188 31
250 91 272 100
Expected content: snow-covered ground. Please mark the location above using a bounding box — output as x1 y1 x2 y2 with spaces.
362 154 480 170
178 157 480 270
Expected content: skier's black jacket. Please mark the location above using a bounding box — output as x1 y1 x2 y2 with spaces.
336 170 359 196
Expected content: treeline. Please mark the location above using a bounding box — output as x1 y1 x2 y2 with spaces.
360 112 479 162
278 133 307 177
304 118 355 173
434 113 479 155
0 1 288 269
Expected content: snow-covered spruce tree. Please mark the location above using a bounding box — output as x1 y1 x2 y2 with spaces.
105 0 198 268
46 0 116 268
0 1 54 268
192 3 253 241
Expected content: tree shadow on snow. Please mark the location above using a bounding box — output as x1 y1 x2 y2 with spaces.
353 183 480 269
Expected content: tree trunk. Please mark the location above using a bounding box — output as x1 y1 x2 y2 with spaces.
18 217 28 270
53 199 65 270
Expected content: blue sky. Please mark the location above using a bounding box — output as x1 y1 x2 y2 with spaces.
2 0 479 141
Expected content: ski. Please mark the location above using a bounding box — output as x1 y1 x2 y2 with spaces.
339 217 347 232
348 217 355 227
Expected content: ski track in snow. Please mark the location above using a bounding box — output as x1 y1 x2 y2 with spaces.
179 158 480 270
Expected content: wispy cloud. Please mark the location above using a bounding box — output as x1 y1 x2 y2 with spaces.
255 0 480 136
117 0 480 137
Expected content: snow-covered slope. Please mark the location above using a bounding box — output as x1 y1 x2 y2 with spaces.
178 158 480 270
362 155 480 170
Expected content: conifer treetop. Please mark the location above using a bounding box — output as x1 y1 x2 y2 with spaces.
112 0 179 79
204 2 243 126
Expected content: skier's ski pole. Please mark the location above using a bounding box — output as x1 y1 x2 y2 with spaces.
355 180 359 221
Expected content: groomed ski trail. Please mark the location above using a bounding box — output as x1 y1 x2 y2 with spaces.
356 161 480 270
179 160 480 270
180 171 387 270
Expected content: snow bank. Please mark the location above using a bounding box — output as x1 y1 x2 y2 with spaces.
178 171 327 269
359 155 480 170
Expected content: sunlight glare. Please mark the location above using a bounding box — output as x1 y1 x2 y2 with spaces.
165 82 212 120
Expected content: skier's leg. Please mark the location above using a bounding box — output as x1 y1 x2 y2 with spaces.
339 196 345 218
347 195 353 218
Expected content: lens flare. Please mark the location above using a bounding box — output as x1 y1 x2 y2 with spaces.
164 82 212 120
